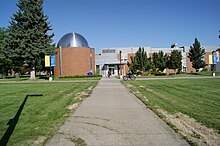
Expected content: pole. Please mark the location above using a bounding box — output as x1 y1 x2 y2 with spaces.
119 50 122 78
59 46 62 76
49 67 53 81
212 51 217 76
90 48 93 72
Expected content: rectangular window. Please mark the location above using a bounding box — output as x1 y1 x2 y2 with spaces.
102 49 116 53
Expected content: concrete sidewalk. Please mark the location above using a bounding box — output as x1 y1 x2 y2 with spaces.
46 77 189 146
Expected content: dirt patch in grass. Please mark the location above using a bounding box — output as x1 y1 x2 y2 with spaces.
126 84 134 88
75 86 94 99
67 86 94 110
157 109 220 146
34 136 46 145
75 91 88 100
67 103 79 110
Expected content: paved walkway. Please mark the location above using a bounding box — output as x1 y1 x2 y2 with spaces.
46 77 189 146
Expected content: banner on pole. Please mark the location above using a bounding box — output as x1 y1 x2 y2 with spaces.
209 55 213 64
217 52 219 62
45 55 50 67
213 54 218 65
50 55 56 67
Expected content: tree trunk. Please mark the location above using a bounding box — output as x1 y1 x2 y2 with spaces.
30 60 36 80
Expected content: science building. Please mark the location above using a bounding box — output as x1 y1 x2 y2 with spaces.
96 45 220 77
54 32 95 77
54 32 219 77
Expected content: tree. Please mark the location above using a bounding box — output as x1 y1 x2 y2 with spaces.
167 50 182 73
0 27 13 76
188 38 206 72
152 51 167 72
4 0 54 79
129 47 151 72
0 28 6 49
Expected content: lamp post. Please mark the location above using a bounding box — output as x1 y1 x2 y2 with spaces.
119 50 122 79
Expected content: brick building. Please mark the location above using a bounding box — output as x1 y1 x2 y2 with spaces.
54 32 95 77
95 45 220 76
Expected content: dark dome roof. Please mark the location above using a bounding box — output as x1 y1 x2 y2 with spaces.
57 32 89 48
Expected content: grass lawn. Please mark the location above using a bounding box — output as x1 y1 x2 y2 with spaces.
137 71 220 78
123 78 220 131
0 76 102 82
0 81 98 146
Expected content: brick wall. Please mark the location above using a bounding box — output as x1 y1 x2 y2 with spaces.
54 47 95 77
185 52 214 72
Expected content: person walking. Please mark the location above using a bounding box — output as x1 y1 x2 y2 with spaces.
108 70 111 77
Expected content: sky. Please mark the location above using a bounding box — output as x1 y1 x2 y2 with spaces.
0 0 219 53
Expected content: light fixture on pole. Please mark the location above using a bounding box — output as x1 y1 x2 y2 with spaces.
119 50 122 78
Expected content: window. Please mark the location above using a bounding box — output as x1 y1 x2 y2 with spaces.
102 49 116 53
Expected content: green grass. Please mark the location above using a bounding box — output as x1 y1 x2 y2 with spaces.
123 78 220 131
0 81 97 146
0 77 29 82
137 71 220 78
0 76 102 81
190 71 220 76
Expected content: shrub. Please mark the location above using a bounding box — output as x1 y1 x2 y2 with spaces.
155 72 166 76
201 68 208 72
141 72 151 76
59 75 102 79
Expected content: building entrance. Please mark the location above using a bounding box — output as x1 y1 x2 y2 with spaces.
100 64 126 77
108 67 115 75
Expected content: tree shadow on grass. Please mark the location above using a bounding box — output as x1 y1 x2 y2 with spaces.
0 94 43 146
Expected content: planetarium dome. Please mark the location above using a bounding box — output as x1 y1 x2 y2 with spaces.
57 32 89 48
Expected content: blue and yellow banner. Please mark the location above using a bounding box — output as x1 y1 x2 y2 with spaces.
45 55 56 67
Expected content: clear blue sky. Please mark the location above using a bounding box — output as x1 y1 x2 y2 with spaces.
0 0 219 53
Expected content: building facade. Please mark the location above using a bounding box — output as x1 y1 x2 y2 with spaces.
54 32 95 77
95 45 220 77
